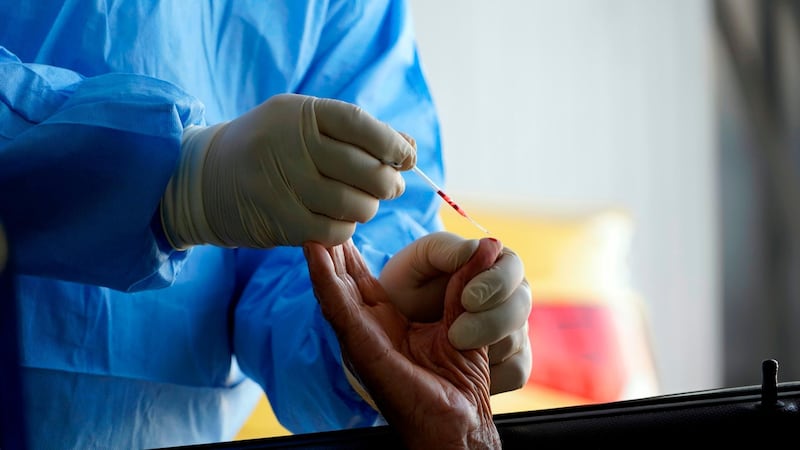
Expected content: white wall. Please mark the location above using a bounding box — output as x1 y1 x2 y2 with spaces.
409 0 720 395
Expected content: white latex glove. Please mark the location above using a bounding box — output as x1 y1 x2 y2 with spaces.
161 93 416 249
379 231 533 394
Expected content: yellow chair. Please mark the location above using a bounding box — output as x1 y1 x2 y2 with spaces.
440 205 659 413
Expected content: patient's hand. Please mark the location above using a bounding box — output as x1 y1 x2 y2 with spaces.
303 237 503 450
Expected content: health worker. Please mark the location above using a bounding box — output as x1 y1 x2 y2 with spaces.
0 1 533 448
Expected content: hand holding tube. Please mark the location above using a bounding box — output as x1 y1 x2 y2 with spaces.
161 93 416 249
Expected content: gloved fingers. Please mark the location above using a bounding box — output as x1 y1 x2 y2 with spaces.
488 324 533 394
414 231 480 274
487 322 529 366
443 237 504 328
397 131 416 148
461 247 526 312
310 96 417 170
448 280 531 349
377 231 479 320
378 230 478 283
284 213 356 248
310 134 407 199
295 173 381 224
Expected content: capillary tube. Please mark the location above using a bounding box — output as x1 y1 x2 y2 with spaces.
410 166 490 234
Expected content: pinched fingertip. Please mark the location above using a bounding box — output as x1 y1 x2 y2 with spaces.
392 131 417 170
442 237 503 327
398 131 416 148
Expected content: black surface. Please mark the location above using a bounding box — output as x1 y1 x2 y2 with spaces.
165 377 800 449
0 223 27 450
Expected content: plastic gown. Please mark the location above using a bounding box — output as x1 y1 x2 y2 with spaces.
0 1 444 448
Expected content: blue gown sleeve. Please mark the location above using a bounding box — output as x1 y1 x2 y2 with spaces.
0 46 206 292
233 0 447 433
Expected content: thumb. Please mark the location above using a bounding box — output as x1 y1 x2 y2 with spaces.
443 238 504 327
413 231 480 275
378 231 481 321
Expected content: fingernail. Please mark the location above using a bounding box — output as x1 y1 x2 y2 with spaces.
382 159 402 168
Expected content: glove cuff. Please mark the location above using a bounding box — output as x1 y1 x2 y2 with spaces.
160 123 227 249
342 358 379 412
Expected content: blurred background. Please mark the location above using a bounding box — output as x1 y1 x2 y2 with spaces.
409 0 800 398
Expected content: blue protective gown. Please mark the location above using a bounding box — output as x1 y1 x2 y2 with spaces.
0 1 444 448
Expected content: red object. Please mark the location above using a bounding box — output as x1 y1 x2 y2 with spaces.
527 303 626 403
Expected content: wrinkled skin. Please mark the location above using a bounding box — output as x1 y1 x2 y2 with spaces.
304 237 503 450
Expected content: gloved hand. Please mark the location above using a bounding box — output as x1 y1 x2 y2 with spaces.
161 93 416 250
379 231 533 394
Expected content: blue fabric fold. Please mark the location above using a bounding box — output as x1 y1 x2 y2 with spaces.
0 0 445 447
